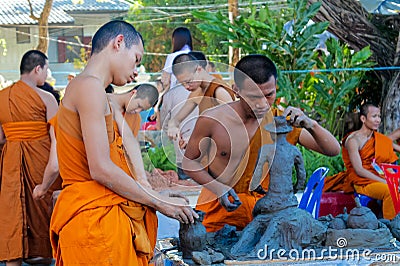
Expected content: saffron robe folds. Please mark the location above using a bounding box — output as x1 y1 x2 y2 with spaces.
50 104 157 265
0 81 61 260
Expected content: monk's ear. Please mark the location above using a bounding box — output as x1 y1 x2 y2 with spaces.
232 84 240 97
196 65 202 73
360 115 366 123
129 89 137 98
113 34 124 50
34 65 41 74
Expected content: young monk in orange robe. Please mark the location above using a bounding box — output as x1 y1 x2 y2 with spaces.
327 103 398 220
0 50 61 265
119 83 159 138
183 55 340 232
50 20 197 265
167 53 235 142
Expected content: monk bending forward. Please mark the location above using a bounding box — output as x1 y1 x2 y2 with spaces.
50 20 197 265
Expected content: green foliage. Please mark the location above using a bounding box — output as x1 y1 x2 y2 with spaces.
193 0 372 139
308 40 373 137
141 143 177 172
65 36 90 70
124 0 229 72
194 0 329 112
292 146 345 188
299 146 344 178
194 0 373 176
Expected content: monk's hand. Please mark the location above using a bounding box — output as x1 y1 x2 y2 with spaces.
283 106 314 129
160 190 190 204
158 196 199 224
167 120 180 141
178 138 188 150
33 184 47 200
219 189 241 212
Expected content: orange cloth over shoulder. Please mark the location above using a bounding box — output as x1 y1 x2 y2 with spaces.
0 81 61 261
124 112 141 137
198 78 235 114
196 108 302 232
50 103 157 265
324 132 398 192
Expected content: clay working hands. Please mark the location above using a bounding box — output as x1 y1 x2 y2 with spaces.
283 106 314 130
219 189 242 212
157 193 199 224
167 120 180 141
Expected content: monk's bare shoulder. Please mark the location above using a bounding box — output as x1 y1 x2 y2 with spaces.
345 132 363 150
63 75 107 113
34 87 57 107
201 101 239 118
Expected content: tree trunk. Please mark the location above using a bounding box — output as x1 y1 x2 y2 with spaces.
382 72 400 133
228 0 239 66
309 0 400 133
28 0 53 53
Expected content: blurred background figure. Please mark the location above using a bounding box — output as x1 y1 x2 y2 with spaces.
67 73 76 83
160 27 197 180
160 27 193 92
38 82 60 105
206 61 223 80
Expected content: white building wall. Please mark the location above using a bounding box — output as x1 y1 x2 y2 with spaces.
0 26 40 82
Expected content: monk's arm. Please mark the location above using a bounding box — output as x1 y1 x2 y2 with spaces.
0 123 5 144
183 116 234 197
283 106 340 156
33 126 59 200
393 142 400 153
44 92 58 121
388 128 400 142
346 137 386 183
33 93 60 199
113 106 152 189
160 70 171 92
78 85 197 223
215 86 234 103
167 97 197 140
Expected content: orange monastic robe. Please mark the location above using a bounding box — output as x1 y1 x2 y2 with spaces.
0 81 61 261
198 78 235 114
125 112 141 137
324 132 398 219
196 108 302 232
50 104 157 265
324 132 398 191
345 132 398 186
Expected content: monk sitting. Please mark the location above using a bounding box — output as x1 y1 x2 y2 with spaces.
183 54 340 233
325 102 398 220
50 20 197 266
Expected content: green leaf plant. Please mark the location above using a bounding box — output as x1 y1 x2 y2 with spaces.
193 0 373 176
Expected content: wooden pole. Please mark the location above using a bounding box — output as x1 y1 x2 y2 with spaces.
228 0 239 66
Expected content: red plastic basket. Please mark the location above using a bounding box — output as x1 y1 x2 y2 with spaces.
380 163 400 214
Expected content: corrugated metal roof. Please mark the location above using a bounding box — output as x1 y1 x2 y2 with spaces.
0 0 131 25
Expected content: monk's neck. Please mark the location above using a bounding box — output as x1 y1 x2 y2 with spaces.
85 56 112 87
20 76 38 90
199 73 214 92
359 126 374 139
